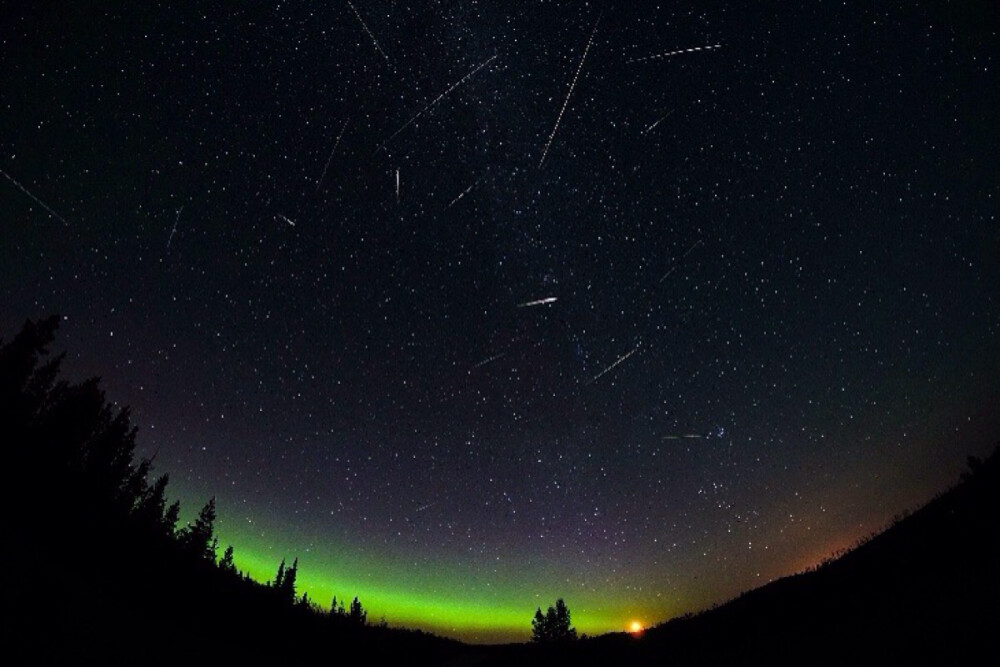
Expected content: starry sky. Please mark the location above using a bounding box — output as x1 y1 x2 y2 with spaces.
3 0 998 644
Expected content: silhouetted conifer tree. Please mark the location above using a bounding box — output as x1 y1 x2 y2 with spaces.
133 473 177 538
531 608 547 640
0 315 61 440
164 499 180 534
331 596 346 617
82 401 142 512
273 557 298 603
2 316 176 544
274 559 286 588
219 545 237 574
531 598 576 642
179 497 217 561
349 597 367 626
282 557 299 602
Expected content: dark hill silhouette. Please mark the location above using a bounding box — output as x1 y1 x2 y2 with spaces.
480 447 999 666
3 315 997 666
631 446 1000 665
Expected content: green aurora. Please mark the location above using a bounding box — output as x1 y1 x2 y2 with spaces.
217 514 661 643
201 494 664 643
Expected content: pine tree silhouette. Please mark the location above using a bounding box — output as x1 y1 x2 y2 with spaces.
273 557 298 603
179 497 217 561
531 598 577 642
274 558 286 589
331 596 346 617
219 545 237 574
349 597 367 626
133 473 178 539
281 557 299 602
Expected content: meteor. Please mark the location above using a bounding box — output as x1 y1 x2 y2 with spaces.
517 297 558 308
377 54 498 152
659 239 703 283
317 116 350 191
345 0 393 70
628 43 722 65
470 352 506 371
539 16 601 168
587 343 641 385
0 167 70 225
445 180 478 211
642 109 674 134
166 206 183 251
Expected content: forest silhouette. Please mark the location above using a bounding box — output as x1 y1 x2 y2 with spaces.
3 316 997 665
2 316 460 665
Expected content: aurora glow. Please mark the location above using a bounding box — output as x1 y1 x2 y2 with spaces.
208 499 671 642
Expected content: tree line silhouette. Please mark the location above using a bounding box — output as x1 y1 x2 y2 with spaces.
2 316 457 665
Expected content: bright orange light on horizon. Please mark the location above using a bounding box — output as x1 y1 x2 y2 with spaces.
628 620 644 635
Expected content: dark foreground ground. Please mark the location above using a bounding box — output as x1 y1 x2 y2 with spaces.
8 447 995 667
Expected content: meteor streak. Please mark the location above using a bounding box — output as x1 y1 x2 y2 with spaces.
539 16 600 168
642 109 674 134
317 117 350 191
587 344 641 385
445 180 478 211
659 239 703 283
662 432 716 440
166 206 183 251
377 54 498 152
470 352 506 371
517 297 558 308
345 0 393 69
628 43 722 64
0 168 69 225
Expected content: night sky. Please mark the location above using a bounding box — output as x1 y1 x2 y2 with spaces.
3 1 998 643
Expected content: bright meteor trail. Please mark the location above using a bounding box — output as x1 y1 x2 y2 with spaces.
628 43 722 64
587 344 641 386
345 0 393 70
377 54 498 152
0 168 69 225
539 17 600 168
517 297 558 308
